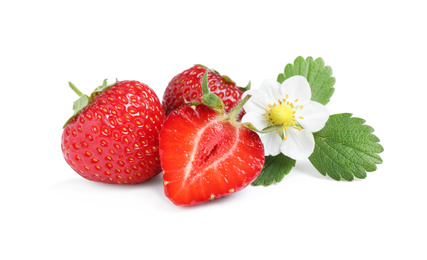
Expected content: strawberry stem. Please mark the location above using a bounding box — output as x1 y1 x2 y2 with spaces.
68 82 84 97
228 94 251 121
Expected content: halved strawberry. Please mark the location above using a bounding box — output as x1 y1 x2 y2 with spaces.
159 73 264 206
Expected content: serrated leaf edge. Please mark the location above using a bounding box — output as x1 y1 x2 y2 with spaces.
310 113 383 181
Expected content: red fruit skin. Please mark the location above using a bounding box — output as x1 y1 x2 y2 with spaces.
159 105 265 206
61 81 165 184
162 65 245 117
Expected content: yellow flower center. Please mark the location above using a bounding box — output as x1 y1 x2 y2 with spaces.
269 104 293 125
263 97 304 140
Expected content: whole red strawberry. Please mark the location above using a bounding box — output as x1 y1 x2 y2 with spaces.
61 80 165 184
162 65 250 116
159 73 264 206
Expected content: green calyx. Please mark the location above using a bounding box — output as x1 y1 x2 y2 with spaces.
194 70 279 132
194 63 247 88
188 70 237 121
63 79 117 128
199 70 225 115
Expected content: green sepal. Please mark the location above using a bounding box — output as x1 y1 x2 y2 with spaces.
201 93 225 113
201 70 209 95
244 122 282 134
195 64 236 84
68 81 90 116
195 69 225 114
63 79 117 128
195 64 219 75
277 127 285 140
186 100 203 107
194 64 208 69
252 154 296 186
72 95 90 115
221 75 236 84
196 67 248 121
239 81 251 92
90 78 117 99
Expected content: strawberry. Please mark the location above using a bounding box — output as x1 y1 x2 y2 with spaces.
162 65 250 117
159 72 264 206
61 80 165 184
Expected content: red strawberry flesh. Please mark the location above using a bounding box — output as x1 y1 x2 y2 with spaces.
159 105 264 206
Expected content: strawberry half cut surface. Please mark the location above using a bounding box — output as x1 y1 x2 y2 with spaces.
159 105 265 206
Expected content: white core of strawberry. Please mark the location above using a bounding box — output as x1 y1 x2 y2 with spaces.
182 120 217 185
187 125 241 187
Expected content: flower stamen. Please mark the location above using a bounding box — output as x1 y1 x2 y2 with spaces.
241 76 329 160
268 103 294 125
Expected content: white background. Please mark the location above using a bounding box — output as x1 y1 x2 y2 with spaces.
1 0 425 259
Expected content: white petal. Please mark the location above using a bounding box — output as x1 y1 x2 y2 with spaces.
260 132 283 156
242 89 269 115
281 76 311 105
259 79 282 104
296 101 329 132
241 112 268 130
280 128 315 160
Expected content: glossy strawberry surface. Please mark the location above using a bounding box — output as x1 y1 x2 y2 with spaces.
162 65 245 116
159 105 265 206
61 80 164 184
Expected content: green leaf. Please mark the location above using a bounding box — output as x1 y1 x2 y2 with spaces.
278 56 335 105
252 154 296 186
309 113 383 181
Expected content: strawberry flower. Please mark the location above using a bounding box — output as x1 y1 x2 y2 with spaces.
241 76 329 160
